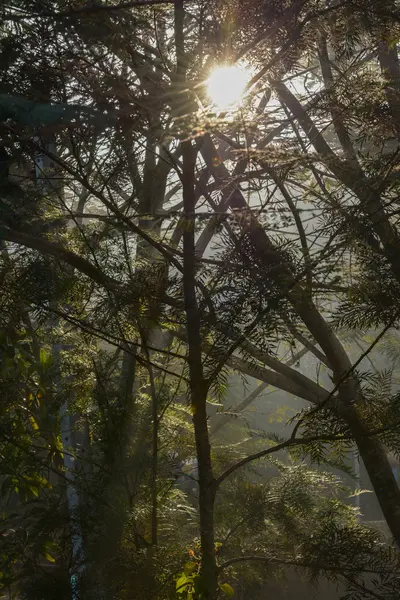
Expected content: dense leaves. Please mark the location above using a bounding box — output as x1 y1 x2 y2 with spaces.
2 0 400 599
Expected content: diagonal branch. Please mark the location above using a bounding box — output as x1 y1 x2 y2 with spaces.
218 554 394 576
212 346 310 435
0 225 117 290
226 354 327 406
215 433 354 488
216 417 400 488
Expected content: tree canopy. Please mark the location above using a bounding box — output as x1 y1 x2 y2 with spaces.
2 1 400 599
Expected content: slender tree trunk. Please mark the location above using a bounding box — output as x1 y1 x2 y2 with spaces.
377 3 400 142
151 402 158 547
182 135 217 598
350 413 400 539
378 39 400 139
317 34 359 163
120 347 136 409
175 2 218 596
142 339 158 547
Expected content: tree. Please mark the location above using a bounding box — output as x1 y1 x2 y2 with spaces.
2 1 400 599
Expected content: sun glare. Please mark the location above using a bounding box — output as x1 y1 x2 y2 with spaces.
206 65 249 110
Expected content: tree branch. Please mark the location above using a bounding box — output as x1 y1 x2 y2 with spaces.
0 225 116 289
290 315 400 439
212 347 310 435
215 433 352 487
216 420 400 488
227 353 328 406
3 0 187 21
218 554 394 576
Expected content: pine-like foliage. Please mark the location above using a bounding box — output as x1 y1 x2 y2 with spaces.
3 0 400 599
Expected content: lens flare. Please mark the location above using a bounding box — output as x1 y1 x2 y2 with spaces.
206 65 249 110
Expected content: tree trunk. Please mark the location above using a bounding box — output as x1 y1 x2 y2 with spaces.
181 135 218 598
175 2 218 591
286 292 400 545
352 417 400 539
200 134 400 546
317 34 359 163
377 26 400 141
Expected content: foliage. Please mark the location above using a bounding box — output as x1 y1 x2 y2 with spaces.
2 0 400 599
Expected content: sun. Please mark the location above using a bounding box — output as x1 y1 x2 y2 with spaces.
206 64 249 110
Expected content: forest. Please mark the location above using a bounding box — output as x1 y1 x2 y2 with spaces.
2 0 400 598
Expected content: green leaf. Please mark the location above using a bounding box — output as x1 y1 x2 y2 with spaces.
29 415 39 432
44 552 56 563
184 561 197 575
348 488 373 498
39 348 53 368
28 486 39 497
43 541 59 563
219 583 235 598
176 573 188 591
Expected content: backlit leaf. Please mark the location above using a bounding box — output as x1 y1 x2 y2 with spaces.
219 583 235 597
